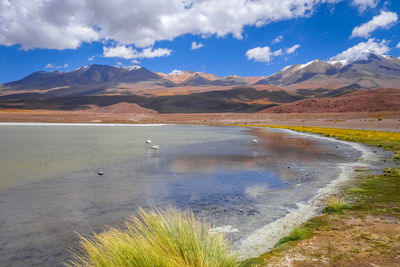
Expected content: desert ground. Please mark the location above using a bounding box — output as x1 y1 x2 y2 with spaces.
1 109 399 133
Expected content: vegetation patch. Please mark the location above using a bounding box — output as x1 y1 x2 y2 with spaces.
349 167 400 218
322 197 352 214
67 208 240 267
275 227 313 247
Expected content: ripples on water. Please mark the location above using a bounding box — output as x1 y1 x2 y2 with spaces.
0 124 360 266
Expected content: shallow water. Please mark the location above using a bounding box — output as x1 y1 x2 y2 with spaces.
0 124 361 266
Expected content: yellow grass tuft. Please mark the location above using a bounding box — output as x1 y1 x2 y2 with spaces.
67 208 239 267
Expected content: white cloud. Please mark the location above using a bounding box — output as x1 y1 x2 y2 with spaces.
272 35 283 44
45 63 68 69
0 0 343 50
351 11 398 38
103 45 136 59
191 41 204 50
88 55 95 61
131 59 141 64
396 42 400 48
169 69 184 75
246 43 302 63
352 0 379 12
286 44 300 54
332 38 389 60
139 47 172 58
245 46 283 63
103 45 172 59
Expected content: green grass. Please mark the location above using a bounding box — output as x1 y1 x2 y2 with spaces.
349 167 400 218
322 198 352 214
275 227 313 247
67 208 239 267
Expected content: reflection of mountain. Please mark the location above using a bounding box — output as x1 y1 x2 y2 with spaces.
169 128 339 181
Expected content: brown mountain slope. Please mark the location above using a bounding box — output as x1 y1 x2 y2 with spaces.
260 88 400 113
89 102 157 114
157 71 218 83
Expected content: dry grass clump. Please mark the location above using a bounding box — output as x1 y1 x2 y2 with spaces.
67 208 239 267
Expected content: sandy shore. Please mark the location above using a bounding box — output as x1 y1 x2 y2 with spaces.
0 109 400 132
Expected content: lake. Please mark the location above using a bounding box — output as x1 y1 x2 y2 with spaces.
0 123 363 266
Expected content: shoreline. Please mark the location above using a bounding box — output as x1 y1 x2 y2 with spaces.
236 128 378 259
245 126 400 266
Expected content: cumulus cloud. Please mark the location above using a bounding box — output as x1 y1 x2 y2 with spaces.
351 0 379 12
286 44 300 54
88 55 95 61
169 69 184 75
272 35 284 44
247 43 302 63
0 0 343 50
351 11 398 38
191 41 204 50
45 63 68 69
396 42 400 48
0 1 99 50
246 46 283 63
332 38 389 60
103 45 172 59
139 47 172 58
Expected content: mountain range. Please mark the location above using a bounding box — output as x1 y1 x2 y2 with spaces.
1 50 399 113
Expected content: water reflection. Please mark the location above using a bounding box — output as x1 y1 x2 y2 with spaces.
0 125 359 266
170 127 339 182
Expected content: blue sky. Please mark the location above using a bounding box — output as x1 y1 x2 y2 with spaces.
0 0 399 83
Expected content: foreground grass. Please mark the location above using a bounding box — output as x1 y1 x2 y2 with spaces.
67 208 239 267
242 125 400 266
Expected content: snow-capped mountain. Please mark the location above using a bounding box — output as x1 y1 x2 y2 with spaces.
4 64 174 91
158 71 248 86
256 51 400 89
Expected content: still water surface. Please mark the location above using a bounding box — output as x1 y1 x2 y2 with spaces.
0 124 360 266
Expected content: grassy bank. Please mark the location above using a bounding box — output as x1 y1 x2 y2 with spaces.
241 125 400 266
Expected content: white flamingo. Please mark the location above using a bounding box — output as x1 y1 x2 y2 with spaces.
145 139 152 144
150 145 160 151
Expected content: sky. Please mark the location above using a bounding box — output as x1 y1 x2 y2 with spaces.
0 0 399 83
